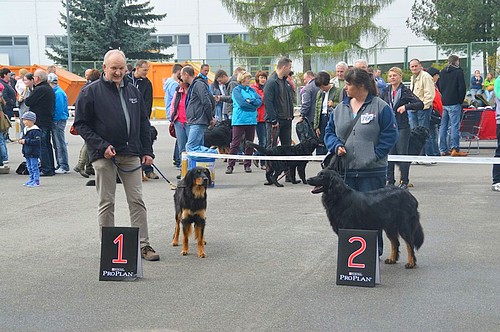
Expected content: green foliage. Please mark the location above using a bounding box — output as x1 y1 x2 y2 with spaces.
406 0 499 72
47 0 172 65
220 0 394 71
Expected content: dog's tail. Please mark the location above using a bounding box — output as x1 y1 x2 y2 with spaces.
246 141 268 155
413 212 424 250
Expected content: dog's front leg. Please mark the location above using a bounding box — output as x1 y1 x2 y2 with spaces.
171 212 181 247
194 217 206 258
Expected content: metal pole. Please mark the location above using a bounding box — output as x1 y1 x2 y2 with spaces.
66 0 73 72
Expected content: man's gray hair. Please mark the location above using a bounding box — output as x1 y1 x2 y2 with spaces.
103 49 126 64
354 59 368 67
135 59 149 68
34 69 48 82
336 61 348 70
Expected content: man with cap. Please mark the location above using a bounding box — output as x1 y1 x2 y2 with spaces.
18 111 41 187
25 69 56 176
48 73 70 174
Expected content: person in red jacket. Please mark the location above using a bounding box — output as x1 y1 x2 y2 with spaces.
251 70 267 169
426 67 443 157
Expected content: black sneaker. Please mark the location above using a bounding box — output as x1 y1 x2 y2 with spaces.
225 166 233 174
141 245 160 261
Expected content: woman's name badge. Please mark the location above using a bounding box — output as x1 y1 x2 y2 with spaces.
360 113 374 124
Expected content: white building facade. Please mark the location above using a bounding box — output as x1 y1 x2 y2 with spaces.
1 0 437 71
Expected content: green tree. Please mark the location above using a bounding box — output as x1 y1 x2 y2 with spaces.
406 0 500 73
47 0 172 65
220 0 394 71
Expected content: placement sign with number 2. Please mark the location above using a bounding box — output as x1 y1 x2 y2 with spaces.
99 227 143 281
337 229 380 287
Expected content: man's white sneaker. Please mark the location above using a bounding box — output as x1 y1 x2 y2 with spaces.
55 168 70 174
492 183 500 192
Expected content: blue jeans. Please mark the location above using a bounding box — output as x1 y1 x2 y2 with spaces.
174 121 188 157
0 132 8 163
254 122 267 166
408 109 432 155
185 123 217 154
428 123 440 156
39 127 55 175
439 104 462 153
26 157 40 183
52 120 69 171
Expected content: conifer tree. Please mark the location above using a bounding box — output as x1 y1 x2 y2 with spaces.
47 0 172 64
220 0 394 71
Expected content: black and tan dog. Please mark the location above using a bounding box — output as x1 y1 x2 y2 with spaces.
307 169 424 268
204 119 232 154
247 137 320 187
172 166 212 258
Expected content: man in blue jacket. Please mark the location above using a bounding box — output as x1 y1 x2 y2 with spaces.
74 49 159 261
48 73 70 174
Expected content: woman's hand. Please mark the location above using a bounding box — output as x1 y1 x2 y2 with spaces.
396 105 406 114
337 146 346 156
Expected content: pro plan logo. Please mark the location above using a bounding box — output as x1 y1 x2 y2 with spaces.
102 267 135 278
338 271 373 283
129 98 138 104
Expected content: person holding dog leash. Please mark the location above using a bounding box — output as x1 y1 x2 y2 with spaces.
324 67 398 256
74 49 159 261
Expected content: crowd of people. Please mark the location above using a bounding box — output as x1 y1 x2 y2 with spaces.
1 52 500 261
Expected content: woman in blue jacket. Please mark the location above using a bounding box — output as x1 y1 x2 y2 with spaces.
226 71 262 174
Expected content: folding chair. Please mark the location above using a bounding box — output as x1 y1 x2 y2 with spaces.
460 109 483 154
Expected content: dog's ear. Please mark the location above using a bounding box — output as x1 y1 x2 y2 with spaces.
185 168 194 187
204 168 212 186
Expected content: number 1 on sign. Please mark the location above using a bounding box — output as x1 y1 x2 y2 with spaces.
112 233 128 264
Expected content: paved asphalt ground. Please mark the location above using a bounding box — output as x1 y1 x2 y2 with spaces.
1 120 500 332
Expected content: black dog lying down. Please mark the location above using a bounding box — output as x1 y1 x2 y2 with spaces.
307 169 424 268
204 119 232 154
172 166 212 258
247 137 320 187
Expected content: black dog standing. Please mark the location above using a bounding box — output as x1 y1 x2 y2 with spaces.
247 137 320 187
307 169 424 268
172 166 212 257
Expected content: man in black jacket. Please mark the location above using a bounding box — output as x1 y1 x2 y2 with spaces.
25 69 56 176
264 57 294 148
438 55 467 157
75 50 159 261
126 60 158 180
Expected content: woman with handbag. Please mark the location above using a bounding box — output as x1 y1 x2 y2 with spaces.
381 67 424 189
324 67 398 256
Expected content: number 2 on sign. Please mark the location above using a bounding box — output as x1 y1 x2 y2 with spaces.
347 236 366 269
112 233 128 264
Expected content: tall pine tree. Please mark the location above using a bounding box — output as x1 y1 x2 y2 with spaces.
47 0 172 64
220 0 394 71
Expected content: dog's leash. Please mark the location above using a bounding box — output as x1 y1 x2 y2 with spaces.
110 157 177 190
152 164 177 190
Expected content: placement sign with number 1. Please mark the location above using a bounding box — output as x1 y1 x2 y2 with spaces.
99 227 143 281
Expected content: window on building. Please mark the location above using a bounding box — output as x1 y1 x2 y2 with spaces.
0 36 14 46
177 35 190 45
207 34 223 44
45 36 67 48
158 35 174 44
13 37 28 45
223 34 238 43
